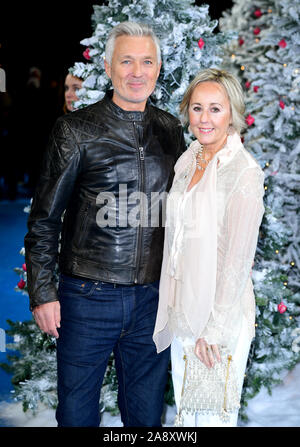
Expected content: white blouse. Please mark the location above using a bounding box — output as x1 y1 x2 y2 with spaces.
153 133 265 354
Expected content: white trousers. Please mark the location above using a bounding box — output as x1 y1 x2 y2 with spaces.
171 318 251 427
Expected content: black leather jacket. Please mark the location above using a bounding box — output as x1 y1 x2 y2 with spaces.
25 91 186 309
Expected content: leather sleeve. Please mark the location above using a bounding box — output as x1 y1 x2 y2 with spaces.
176 123 187 160
24 117 81 310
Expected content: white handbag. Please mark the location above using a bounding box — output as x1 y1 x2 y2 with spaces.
174 345 240 426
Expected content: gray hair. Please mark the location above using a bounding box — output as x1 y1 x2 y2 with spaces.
105 21 161 65
180 68 246 135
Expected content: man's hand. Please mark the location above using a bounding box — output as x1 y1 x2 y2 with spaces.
195 337 221 369
32 301 61 338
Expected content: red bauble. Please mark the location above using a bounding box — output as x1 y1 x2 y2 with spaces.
279 100 285 109
245 114 255 126
198 38 205 49
22 263 27 271
253 27 261 35
278 301 287 314
278 39 287 48
253 86 259 92
83 48 91 60
245 81 251 89
239 38 244 46
18 279 26 289
254 9 262 17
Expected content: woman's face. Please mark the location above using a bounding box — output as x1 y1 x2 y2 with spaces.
188 81 232 153
64 74 82 111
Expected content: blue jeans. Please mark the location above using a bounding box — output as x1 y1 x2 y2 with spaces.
56 274 170 427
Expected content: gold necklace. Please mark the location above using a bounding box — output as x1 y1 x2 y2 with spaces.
195 145 210 171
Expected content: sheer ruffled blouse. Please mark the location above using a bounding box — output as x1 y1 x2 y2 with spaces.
153 133 265 354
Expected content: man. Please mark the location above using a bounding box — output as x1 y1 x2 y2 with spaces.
24 21 186 427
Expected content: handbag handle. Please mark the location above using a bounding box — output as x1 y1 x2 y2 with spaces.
223 355 232 414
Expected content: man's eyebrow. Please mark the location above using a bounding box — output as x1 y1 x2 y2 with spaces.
119 55 155 59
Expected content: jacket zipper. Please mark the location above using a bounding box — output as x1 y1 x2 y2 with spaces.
133 122 145 283
139 146 144 160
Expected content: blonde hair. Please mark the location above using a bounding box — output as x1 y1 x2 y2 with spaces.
180 68 246 135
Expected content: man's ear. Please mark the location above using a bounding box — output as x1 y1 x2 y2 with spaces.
104 59 111 79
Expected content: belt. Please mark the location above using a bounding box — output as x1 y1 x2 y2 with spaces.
69 274 134 288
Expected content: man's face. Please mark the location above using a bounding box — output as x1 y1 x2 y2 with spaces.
104 35 161 111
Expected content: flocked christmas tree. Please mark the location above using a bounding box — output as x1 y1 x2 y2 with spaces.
220 0 300 420
1 0 235 418
71 0 235 117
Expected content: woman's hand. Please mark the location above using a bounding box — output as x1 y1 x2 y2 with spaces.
195 338 221 368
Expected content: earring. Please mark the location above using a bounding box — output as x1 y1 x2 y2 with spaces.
227 125 235 135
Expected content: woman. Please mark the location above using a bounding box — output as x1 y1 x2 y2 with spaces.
63 73 82 113
153 68 265 427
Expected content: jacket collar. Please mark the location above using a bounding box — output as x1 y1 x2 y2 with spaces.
214 132 244 171
189 132 244 168
103 89 150 122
